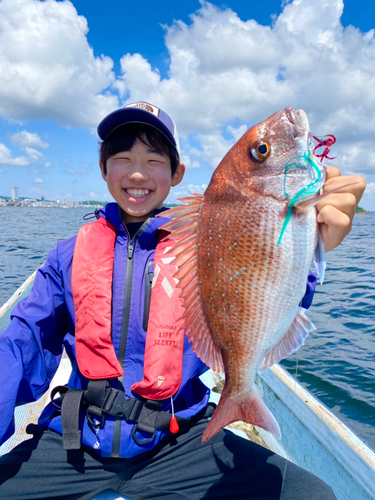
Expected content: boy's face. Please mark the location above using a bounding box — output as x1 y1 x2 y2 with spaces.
100 137 185 224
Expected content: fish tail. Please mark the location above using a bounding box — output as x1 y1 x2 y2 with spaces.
202 388 281 444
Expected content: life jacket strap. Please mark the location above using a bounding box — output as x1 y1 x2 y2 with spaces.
61 389 86 450
51 381 215 450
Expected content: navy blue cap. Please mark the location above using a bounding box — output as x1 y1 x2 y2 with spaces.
97 101 180 154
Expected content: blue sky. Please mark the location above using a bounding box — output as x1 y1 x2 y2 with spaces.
0 0 374 209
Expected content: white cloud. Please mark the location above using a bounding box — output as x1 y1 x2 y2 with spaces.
227 124 248 142
28 187 71 199
44 161 51 168
68 167 90 176
172 183 208 198
5 130 49 169
114 0 375 180
337 143 375 175
25 147 44 161
180 155 201 169
89 191 109 199
113 53 161 98
0 143 38 167
33 177 44 184
1 0 375 191
188 132 237 169
10 131 49 149
365 183 375 195
0 0 118 127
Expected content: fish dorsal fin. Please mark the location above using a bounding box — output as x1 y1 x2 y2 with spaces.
260 307 316 370
158 195 224 373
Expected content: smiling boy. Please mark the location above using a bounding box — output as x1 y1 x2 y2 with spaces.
0 102 365 499
99 120 185 224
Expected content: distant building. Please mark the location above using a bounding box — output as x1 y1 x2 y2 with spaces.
22 198 37 206
11 186 19 201
66 201 78 208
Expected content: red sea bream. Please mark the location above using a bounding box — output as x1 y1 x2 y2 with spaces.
160 107 327 443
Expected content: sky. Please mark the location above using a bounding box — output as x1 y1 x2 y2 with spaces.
0 0 374 209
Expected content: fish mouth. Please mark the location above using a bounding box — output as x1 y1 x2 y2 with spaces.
284 107 309 139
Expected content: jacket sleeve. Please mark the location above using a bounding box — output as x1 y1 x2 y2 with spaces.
0 245 68 446
300 270 317 309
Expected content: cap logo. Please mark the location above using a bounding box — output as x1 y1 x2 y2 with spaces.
124 102 160 117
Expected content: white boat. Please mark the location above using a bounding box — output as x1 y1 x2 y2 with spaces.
1 273 375 500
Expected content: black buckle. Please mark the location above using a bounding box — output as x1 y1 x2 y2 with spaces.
85 389 136 428
102 389 136 419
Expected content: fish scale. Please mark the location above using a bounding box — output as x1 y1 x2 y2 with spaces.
159 107 327 443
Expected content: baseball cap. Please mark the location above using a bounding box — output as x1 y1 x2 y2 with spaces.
97 101 180 154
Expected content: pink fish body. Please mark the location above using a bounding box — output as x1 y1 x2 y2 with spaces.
161 107 326 443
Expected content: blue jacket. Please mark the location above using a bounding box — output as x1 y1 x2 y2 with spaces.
0 203 316 458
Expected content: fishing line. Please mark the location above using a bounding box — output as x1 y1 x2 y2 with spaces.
295 355 300 381
278 151 323 245
277 114 337 245
279 458 288 500
279 347 301 498
279 114 333 496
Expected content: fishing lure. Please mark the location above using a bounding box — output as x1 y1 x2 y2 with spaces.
309 133 338 162
278 123 337 245
278 149 324 245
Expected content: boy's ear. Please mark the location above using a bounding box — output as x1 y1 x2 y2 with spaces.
99 160 107 181
171 163 185 187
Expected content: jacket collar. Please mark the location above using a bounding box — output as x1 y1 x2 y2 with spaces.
97 202 171 241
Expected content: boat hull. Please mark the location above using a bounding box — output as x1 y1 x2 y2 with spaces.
1 273 375 500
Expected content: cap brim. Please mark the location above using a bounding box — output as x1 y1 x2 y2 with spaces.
97 107 177 150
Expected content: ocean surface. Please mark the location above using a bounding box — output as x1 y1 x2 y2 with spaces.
0 207 374 450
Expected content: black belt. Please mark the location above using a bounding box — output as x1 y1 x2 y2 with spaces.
50 380 215 450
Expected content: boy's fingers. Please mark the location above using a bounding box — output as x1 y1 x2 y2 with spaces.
317 169 366 252
316 192 357 221
317 205 352 252
324 165 342 180
320 173 366 207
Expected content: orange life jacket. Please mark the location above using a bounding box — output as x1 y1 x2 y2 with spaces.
71 216 186 400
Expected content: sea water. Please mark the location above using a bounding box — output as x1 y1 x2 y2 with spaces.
0 207 374 450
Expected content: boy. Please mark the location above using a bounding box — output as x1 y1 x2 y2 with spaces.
0 102 365 499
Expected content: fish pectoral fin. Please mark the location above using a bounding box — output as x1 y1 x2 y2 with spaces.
314 229 326 285
260 308 316 370
202 388 281 444
188 321 224 373
159 194 224 374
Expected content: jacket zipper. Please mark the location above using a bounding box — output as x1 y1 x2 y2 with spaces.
111 220 152 457
143 261 154 331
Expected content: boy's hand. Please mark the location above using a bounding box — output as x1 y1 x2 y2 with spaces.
317 166 366 252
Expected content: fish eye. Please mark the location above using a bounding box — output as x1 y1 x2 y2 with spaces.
250 141 271 162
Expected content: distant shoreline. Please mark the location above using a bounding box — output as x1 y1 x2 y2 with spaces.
0 201 179 209
0 196 372 213
355 205 372 214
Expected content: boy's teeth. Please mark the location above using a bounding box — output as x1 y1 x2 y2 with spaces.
126 189 150 198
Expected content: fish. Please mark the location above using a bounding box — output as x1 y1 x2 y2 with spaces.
159 107 330 444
